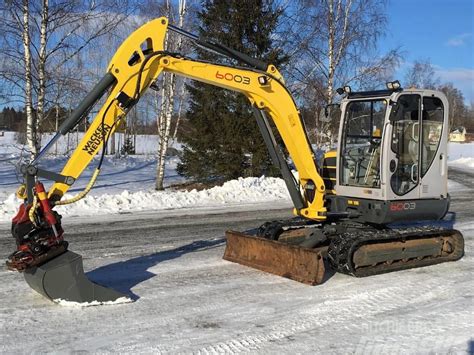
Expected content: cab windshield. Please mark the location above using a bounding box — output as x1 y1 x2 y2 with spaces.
340 99 387 188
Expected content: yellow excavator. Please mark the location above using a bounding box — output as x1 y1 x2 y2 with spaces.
7 18 464 303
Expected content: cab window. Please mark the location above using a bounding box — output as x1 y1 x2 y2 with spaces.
421 97 444 177
340 100 386 188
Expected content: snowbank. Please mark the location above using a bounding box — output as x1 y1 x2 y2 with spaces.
448 142 474 160
449 157 474 171
0 176 290 222
448 142 474 172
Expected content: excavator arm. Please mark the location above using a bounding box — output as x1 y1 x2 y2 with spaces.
45 17 326 220
8 17 328 303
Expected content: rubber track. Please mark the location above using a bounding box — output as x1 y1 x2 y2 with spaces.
327 226 464 277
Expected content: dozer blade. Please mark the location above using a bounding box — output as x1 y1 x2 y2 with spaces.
24 251 127 304
223 230 325 285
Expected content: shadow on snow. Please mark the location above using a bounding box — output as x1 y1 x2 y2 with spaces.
86 238 226 300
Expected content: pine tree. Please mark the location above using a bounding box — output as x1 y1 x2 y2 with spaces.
177 0 286 183
120 137 136 156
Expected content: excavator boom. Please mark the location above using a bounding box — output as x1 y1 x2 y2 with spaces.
47 18 326 219
9 17 328 303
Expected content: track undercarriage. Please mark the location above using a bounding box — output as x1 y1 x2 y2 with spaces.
224 218 464 285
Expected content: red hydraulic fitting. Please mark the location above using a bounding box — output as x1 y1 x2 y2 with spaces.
35 181 58 228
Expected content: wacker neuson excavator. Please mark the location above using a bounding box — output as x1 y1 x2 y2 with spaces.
6 18 464 304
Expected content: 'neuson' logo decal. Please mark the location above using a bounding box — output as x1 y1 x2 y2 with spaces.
82 123 111 155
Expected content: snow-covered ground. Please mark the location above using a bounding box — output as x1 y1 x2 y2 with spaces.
0 191 472 353
0 133 473 353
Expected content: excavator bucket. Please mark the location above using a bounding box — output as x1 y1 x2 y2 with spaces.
23 251 127 304
223 231 326 285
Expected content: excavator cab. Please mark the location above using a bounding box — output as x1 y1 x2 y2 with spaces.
226 86 462 284
324 86 450 224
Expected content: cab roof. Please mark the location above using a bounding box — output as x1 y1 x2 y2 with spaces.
346 88 402 99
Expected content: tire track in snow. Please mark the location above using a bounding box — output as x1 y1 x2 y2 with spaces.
190 267 473 354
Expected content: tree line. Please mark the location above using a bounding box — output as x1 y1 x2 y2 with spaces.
0 106 169 134
0 0 472 188
404 59 473 131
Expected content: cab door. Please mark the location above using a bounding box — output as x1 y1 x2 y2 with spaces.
386 93 422 200
418 95 448 198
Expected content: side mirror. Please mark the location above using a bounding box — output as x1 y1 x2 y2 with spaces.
389 100 400 122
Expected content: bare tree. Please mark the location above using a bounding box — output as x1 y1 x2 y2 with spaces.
0 0 129 157
278 0 401 145
404 58 440 90
35 0 48 151
438 82 468 129
405 61 470 130
155 0 187 190
20 0 36 154
171 80 188 141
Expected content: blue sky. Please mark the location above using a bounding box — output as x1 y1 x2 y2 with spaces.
379 0 473 103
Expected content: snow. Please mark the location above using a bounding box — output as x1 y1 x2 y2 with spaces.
448 142 474 172
0 134 473 353
0 173 290 221
448 179 467 192
0 202 472 353
0 132 290 222
448 141 474 160
54 296 133 307
449 157 474 171
50 176 288 217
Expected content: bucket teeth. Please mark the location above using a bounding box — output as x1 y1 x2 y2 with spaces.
23 250 128 304
223 230 325 285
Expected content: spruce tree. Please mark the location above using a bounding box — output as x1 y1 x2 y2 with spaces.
177 0 286 183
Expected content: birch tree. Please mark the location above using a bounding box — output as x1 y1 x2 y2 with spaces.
20 0 36 154
405 59 440 90
0 0 128 157
35 0 48 153
280 0 401 145
155 0 187 190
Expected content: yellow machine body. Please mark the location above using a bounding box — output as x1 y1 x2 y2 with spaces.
48 17 327 220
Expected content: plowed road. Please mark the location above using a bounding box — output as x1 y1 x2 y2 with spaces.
1 169 473 353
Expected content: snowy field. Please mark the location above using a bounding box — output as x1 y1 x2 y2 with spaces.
0 132 473 353
0 131 472 222
448 141 474 172
0 132 290 222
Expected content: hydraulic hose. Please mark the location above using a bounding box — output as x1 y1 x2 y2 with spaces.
28 196 39 227
53 169 100 206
